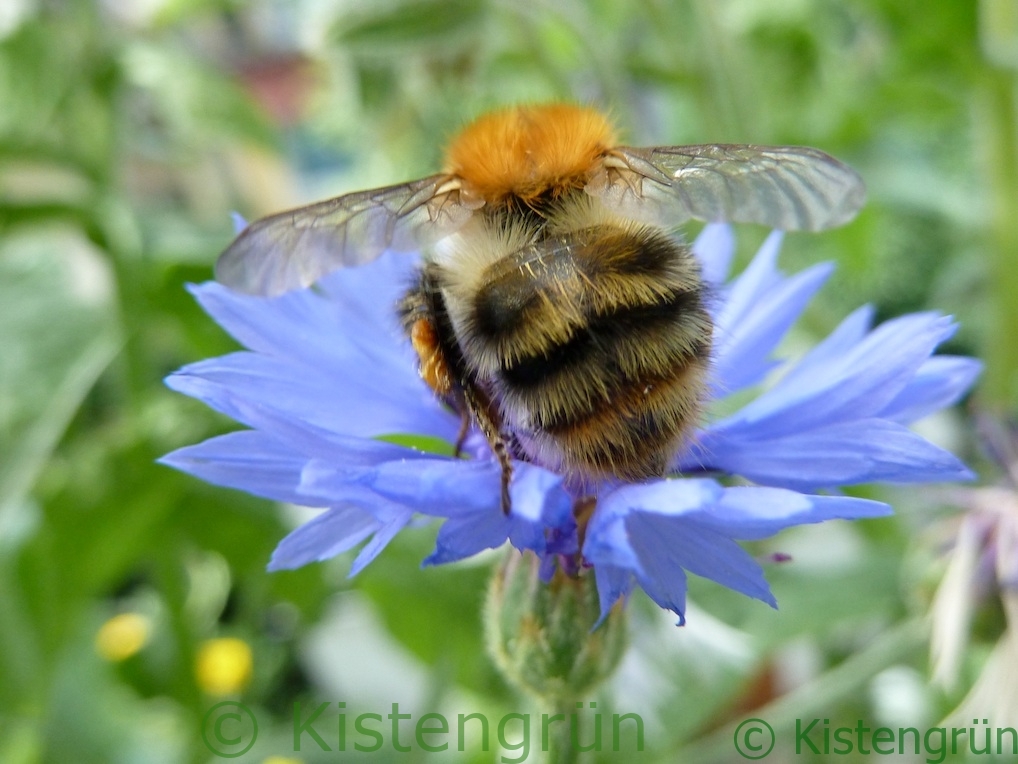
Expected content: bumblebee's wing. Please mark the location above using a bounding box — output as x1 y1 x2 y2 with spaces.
215 174 482 296
585 145 865 231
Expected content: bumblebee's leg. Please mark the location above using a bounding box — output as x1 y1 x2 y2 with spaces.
453 410 471 457
461 383 513 515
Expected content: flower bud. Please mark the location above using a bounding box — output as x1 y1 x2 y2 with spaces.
484 550 626 705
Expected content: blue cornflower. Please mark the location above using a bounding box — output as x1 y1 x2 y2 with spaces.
160 225 980 624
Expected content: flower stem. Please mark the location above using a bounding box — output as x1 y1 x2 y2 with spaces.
547 697 580 764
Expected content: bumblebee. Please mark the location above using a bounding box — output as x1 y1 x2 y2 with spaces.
216 104 865 512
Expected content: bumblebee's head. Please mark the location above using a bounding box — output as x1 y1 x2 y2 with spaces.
444 103 617 207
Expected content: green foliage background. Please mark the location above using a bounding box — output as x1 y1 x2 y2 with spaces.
0 0 1015 762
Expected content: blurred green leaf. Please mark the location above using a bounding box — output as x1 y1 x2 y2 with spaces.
335 0 486 50
121 41 277 149
0 228 120 515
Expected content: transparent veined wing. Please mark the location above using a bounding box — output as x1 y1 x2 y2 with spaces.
215 174 483 296
585 145 865 232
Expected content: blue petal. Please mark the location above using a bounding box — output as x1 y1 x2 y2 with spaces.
585 480 891 621
509 463 574 526
158 431 315 505
300 457 502 516
605 481 773 604
586 481 776 616
692 223 735 285
593 565 635 626
545 515 579 557
373 459 504 513
583 511 640 570
774 305 874 391
715 232 786 326
190 250 417 373
717 313 957 437
692 418 974 490
632 510 775 605
268 504 384 570
349 508 415 576
168 379 450 477
538 553 558 583
695 487 891 540
879 356 983 424
424 508 548 565
712 232 834 394
422 464 571 565
423 512 519 565
188 284 402 378
584 481 717 620
626 534 691 624
166 352 458 442
596 479 725 517
626 509 772 614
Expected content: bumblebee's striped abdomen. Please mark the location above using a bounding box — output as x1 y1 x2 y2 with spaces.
461 223 712 482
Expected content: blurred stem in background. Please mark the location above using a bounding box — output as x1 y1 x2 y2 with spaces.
980 0 1018 411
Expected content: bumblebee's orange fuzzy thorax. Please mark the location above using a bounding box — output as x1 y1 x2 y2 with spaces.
444 104 617 206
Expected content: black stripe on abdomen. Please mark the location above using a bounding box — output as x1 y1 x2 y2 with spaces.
496 287 711 430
